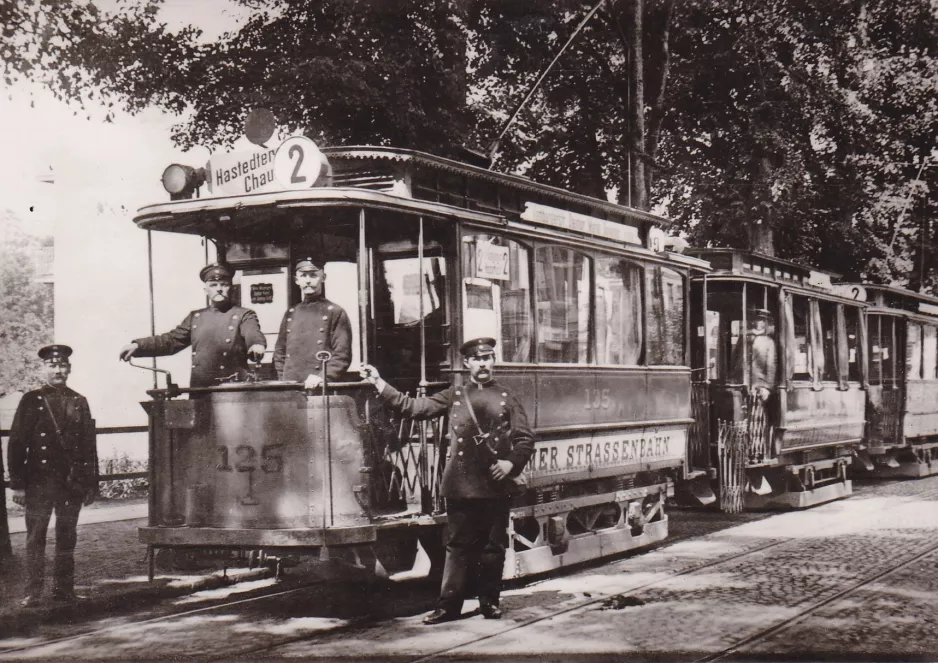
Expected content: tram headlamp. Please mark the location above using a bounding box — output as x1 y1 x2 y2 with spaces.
161 164 207 200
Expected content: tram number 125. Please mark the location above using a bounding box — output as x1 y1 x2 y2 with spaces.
216 444 284 473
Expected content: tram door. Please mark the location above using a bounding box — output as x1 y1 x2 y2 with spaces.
867 314 902 446
368 215 453 393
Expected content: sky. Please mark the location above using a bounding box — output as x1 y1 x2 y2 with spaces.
0 0 253 236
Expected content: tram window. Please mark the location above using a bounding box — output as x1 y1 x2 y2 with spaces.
791 295 810 379
923 325 938 380
818 300 838 381
535 246 590 363
703 282 743 382
372 219 452 377
461 232 533 363
869 316 883 386
845 307 862 382
881 317 897 385
907 323 923 379
645 265 685 365
594 256 643 365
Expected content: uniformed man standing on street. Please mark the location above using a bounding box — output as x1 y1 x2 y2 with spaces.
359 337 535 624
8 345 97 606
274 258 353 389
118 263 267 387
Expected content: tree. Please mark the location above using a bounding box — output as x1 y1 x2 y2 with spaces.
4 0 937 289
0 213 54 398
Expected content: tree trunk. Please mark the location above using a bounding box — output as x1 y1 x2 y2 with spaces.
628 0 647 210
643 0 674 198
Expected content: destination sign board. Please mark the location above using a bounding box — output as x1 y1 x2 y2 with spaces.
207 148 278 196
527 425 687 480
521 202 641 245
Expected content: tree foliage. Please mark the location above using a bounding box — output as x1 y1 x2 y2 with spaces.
0 214 53 397
3 0 937 289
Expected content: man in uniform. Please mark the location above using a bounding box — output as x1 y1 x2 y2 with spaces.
118 263 267 387
359 337 535 624
8 345 97 606
274 258 352 389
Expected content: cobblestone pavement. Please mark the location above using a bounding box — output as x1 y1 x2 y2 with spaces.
2 478 937 661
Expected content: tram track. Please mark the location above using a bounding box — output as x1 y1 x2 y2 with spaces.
690 536 938 663
3 479 936 660
225 481 938 661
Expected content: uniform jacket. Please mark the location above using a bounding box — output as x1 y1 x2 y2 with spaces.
731 332 778 390
273 297 352 382
379 379 535 499
750 334 778 390
8 385 97 495
132 305 266 388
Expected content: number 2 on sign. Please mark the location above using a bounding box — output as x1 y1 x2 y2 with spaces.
288 144 306 184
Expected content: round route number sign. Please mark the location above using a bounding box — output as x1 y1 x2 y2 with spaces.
274 136 329 190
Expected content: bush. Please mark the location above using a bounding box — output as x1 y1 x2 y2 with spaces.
98 452 149 500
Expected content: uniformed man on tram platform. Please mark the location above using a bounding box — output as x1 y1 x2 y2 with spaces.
273 257 353 389
118 263 267 387
8 345 98 606
359 337 535 624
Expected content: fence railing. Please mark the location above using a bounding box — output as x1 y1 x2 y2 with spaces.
1 425 149 489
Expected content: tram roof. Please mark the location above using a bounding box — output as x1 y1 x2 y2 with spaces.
135 145 670 239
687 248 843 291
847 282 938 318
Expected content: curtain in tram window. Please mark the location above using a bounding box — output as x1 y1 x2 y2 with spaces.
835 305 849 390
808 299 824 390
782 290 796 390
858 307 869 389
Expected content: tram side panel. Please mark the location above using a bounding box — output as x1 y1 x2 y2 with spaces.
141 389 375 550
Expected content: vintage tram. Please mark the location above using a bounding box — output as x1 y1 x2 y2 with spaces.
134 143 709 579
849 284 938 478
686 249 867 512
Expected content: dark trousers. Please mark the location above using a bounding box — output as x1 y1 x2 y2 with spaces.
25 480 83 595
439 498 510 613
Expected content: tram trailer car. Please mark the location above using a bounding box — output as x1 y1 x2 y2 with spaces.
134 145 710 580
685 249 867 512
845 284 938 478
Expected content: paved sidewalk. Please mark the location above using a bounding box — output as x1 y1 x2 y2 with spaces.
0 501 271 638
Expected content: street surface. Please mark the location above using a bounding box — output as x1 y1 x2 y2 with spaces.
1 477 937 661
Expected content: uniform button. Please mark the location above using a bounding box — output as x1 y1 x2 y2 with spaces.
455 390 461 396
195 312 200 317
455 401 461 407
287 329 291 333
458 451 463 456
225 338 230 342
232 314 238 319
327 305 333 310
228 326 234 330
40 433 46 437
317 340 323 345
192 364 196 368
223 352 228 356
286 354 290 358
220 365 225 369
319 328 325 332
41 446 47 450
42 460 47 464
39 407 43 411
289 308 295 313
322 316 328 321
193 325 198 329
287 318 292 322
192 351 197 355
457 438 463 442
502 392 508 397
500 401 506 406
